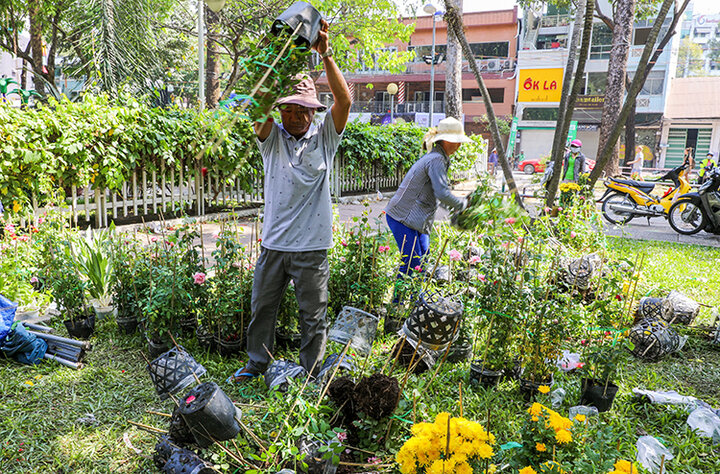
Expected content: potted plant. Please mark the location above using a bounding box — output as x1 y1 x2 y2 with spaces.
49 254 94 339
75 228 116 320
202 229 249 355
110 236 146 335
579 330 629 412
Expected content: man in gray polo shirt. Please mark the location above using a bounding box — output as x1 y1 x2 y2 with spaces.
230 20 351 383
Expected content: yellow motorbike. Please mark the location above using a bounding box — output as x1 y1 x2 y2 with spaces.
599 164 690 225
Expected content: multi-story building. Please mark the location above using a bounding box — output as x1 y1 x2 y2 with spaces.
316 7 519 139
514 1 679 167
678 7 720 77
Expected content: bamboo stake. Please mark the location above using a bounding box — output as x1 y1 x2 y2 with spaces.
146 410 172 418
128 420 167 434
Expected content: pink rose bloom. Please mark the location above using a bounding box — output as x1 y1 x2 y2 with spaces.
413 265 423 272
448 249 462 261
558 207 564 212
544 207 551 213
336 432 347 442
18 235 30 242
340 240 347 247
505 217 516 225
378 245 390 253
478 274 487 282
368 456 382 464
518 236 524 243
192 272 206 285
469 255 482 265
37 217 45 225
501 242 509 249
570 231 577 238
150 236 158 243
340 256 346 262
30 276 39 283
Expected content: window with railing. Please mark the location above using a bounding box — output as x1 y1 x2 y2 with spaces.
590 23 613 59
583 72 608 95
469 42 510 59
629 71 665 95
537 34 568 50
408 44 447 62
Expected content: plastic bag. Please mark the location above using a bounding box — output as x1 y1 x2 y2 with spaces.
636 436 674 473
557 350 582 372
0 293 17 341
687 408 720 444
550 387 566 408
569 405 599 419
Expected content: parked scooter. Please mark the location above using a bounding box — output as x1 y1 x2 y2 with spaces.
667 167 720 235
599 164 690 225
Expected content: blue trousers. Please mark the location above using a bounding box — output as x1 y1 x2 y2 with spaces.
386 214 429 275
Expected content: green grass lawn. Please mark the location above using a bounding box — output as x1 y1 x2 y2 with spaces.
1 237 719 473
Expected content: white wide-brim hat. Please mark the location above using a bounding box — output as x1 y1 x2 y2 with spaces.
430 117 472 144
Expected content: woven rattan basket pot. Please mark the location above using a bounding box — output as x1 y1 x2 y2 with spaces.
147 346 206 400
402 291 463 351
328 306 378 355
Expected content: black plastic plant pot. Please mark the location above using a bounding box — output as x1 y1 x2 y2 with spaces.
271 1 323 48
163 447 217 474
446 340 473 364
215 336 243 357
116 316 139 335
579 378 619 413
179 315 198 335
275 329 301 350
518 376 553 402
264 360 308 392
391 337 437 374
328 306 379 356
469 362 503 388
402 291 464 351
147 346 207 401
179 382 242 448
63 314 96 340
195 325 215 352
148 338 171 359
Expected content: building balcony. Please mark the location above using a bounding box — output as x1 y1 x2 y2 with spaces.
346 58 516 78
349 100 445 114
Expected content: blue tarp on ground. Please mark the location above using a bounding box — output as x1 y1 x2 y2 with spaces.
0 295 47 365
2 322 48 365
0 293 17 341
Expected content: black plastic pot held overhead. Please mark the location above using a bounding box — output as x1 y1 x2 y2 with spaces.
271 1 323 48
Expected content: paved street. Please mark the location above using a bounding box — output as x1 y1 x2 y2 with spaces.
121 170 720 259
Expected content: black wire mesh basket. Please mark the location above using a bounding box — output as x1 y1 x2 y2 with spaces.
629 317 680 360
635 297 666 322
402 291 463 351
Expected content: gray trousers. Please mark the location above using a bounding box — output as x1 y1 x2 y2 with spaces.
245 247 329 376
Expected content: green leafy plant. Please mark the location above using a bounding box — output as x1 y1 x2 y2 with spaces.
236 29 313 122
74 227 115 307
452 173 528 231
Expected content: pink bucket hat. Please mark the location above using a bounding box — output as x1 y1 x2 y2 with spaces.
276 75 326 111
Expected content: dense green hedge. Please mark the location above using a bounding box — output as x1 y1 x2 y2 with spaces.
0 95 262 215
0 97 469 216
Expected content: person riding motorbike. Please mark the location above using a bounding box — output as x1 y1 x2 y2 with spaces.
699 152 716 185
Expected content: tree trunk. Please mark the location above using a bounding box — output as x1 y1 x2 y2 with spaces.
545 0 594 207
588 0 675 186
624 101 636 168
444 2 524 209
621 0 691 173
28 1 45 95
205 6 221 108
444 0 463 120
596 0 636 178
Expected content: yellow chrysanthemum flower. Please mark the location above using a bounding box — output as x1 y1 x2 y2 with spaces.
574 414 587 423
555 428 572 444
520 467 538 474
536 442 547 452
488 464 497 474
528 402 543 417
613 459 638 473
476 442 494 459
538 385 551 394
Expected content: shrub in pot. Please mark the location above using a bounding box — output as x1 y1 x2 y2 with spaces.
110 236 146 334
49 253 94 339
579 331 629 412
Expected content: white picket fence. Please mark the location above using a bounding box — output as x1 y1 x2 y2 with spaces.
18 154 483 228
